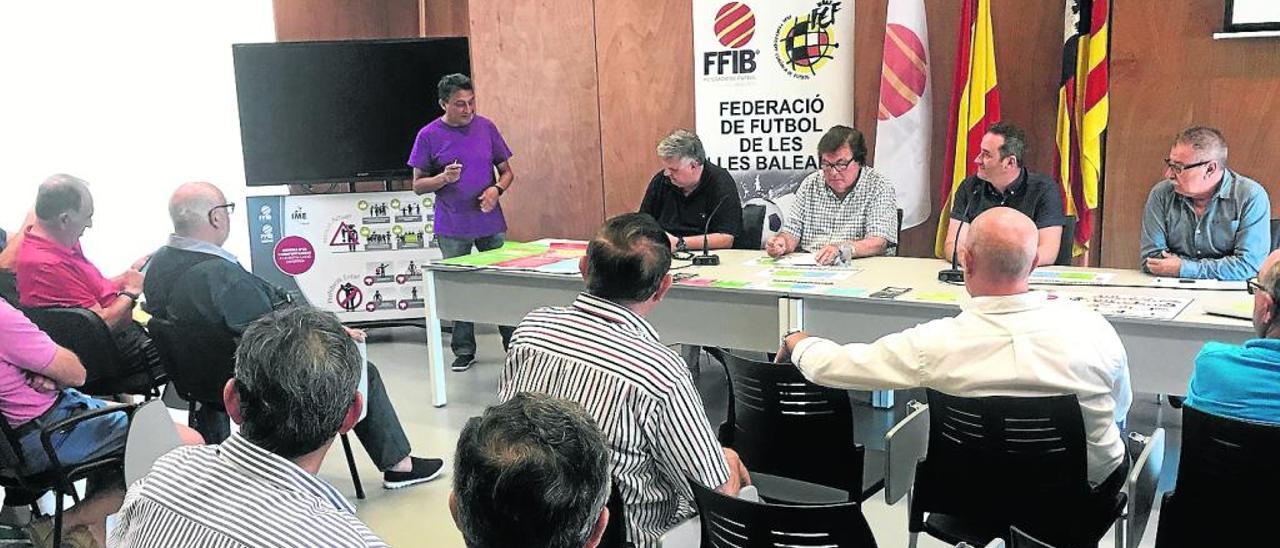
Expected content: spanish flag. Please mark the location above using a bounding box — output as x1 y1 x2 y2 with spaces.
934 0 1001 258
1055 0 1110 259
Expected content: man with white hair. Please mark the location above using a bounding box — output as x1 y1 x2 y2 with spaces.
639 129 743 251
778 207 1132 493
1140 126 1270 280
143 181 444 489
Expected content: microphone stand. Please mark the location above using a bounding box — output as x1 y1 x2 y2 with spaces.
938 182 981 283
692 194 734 266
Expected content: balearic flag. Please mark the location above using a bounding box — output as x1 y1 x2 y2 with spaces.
874 0 931 230
1055 0 1110 260
934 0 1001 257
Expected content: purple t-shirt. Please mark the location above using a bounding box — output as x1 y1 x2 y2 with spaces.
407 115 513 239
0 300 59 427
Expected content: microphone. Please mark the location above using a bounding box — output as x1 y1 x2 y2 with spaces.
692 194 735 266
938 182 981 283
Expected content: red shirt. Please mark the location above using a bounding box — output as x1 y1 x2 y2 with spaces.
14 228 119 309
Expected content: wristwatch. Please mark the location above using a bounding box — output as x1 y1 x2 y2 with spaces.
118 290 139 302
781 329 804 350
492 184 505 196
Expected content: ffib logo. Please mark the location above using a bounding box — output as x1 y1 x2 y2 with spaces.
703 3 757 77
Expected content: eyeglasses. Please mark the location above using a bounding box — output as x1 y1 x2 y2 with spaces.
820 159 854 172
1247 277 1271 296
207 202 235 224
1164 158 1211 176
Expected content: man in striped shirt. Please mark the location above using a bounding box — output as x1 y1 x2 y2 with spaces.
499 213 751 547
109 307 387 547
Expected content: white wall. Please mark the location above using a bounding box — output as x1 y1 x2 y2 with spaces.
0 2 278 273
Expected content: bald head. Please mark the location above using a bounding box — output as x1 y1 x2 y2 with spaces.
1253 250 1280 338
169 182 226 236
35 174 91 222
961 208 1038 287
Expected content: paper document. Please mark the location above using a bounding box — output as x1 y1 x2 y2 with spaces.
1029 269 1116 285
1150 277 1247 291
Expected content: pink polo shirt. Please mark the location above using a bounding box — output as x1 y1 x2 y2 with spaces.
15 228 119 309
0 300 59 426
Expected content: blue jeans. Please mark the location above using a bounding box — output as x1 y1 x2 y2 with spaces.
437 233 515 357
17 389 129 473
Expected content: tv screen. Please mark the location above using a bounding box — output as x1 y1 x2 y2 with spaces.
232 38 470 186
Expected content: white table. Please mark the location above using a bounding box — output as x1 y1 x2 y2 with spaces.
422 250 1252 406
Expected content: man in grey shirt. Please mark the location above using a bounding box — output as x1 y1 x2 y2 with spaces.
1140 126 1270 280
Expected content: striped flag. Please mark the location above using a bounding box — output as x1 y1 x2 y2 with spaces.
1055 0 1110 259
934 0 1001 257
874 0 931 230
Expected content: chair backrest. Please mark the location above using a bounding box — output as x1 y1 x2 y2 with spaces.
0 270 17 307
689 478 878 548
1155 406 1280 547
719 350 863 499
147 316 238 404
912 390 1094 541
596 481 628 548
883 401 929 505
1054 217 1076 266
886 208 904 256
1270 218 1280 251
21 306 126 388
738 203 767 250
1125 428 1165 548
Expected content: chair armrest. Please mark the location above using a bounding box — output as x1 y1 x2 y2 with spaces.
38 403 138 473
657 515 700 548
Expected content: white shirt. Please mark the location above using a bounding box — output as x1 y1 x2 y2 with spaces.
792 291 1132 485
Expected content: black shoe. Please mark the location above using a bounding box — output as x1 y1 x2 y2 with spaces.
382 457 445 489
451 354 476 372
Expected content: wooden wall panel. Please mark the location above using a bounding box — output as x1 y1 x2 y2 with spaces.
1102 0 1280 268
273 0 419 41
596 1 695 217
467 0 605 241
422 0 469 37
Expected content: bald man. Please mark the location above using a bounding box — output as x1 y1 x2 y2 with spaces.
1183 249 1280 424
144 182 445 489
777 208 1132 491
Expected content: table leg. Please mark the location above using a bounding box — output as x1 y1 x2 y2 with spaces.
424 270 448 407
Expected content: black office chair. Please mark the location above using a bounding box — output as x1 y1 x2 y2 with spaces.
0 270 17 308
688 477 878 547
1269 218 1279 251
0 403 138 548
147 316 367 498
737 203 767 250
1054 217 1076 266
22 307 164 397
718 350 879 503
597 482 628 548
1153 406 1280 547
908 390 1125 548
1008 527 1056 548
886 208 904 256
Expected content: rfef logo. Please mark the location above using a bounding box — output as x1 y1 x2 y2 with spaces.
774 0 842 79
703 2 758 77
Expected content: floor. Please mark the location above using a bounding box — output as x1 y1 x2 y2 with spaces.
309 326 1179 547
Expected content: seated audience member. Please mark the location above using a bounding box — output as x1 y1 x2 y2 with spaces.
111 307 388 547
500 213 750 547
452 392 611 548
1184 249 1280 423
1140 126 1270 280
0 299 201 546
12 174 160 376
143 181 442 487
0 209 34 271
941 122 1068 266
779 207 1132 491
639 129 743 251
766 125 899 264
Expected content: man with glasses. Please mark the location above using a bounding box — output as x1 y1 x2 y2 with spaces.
1139 126 1270 280
765 125 898 264
639 129 743 251
13 174 161 377
143 182 445 489
942 122 1067 267
1183 249 1280 424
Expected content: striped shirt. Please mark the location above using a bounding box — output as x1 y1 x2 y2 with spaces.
499 293 729 547
781 166 899 252
108 433 387 548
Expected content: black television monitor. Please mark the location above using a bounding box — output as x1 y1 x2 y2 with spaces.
232 37 470 186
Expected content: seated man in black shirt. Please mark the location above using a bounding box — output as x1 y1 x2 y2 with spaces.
143 181 443 490
639 129 743 250
942 122 1067 266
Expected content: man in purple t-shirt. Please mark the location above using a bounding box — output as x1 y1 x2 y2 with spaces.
408 73 517 372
